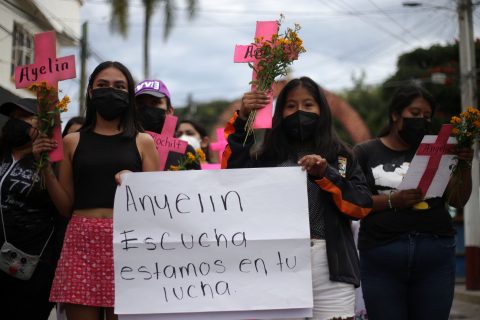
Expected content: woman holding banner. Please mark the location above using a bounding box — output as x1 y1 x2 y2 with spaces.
353 85 473 320
33 61 159 320
222 76 372 320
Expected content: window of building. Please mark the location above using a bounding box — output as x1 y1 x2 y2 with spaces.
10 22 33 76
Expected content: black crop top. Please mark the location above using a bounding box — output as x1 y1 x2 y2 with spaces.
72 131 142 209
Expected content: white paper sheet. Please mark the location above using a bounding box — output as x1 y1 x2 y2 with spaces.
113 167 313 318
397 135 457 198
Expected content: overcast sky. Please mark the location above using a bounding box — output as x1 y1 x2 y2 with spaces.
58 0 479 120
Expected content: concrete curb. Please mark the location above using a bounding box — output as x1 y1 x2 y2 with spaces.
455 285 480 305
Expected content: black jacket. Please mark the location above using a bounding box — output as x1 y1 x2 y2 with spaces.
221 112 372 286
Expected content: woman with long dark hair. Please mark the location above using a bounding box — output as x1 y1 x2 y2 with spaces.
33 61 159 320
353 85 473 320
222 76 372 320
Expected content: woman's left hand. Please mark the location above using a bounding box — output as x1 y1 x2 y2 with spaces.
456 147 474 162
115 170 132 185
298 155 328 178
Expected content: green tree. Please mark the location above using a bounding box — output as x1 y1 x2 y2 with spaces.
175 100 231 133
382 41 480 127
340 72 387 140
109 0 197 78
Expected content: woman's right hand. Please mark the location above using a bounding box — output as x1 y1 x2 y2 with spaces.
390 188 424 209
32 134 57 161
239 91 270 120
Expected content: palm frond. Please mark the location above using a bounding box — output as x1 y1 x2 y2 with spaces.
109 0 129 38
186 0 197 20
163 0 175 41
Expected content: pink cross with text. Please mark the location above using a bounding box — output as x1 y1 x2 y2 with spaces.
234 21 278 129
416 124 456 196
147 115 187 171
14 31 76 162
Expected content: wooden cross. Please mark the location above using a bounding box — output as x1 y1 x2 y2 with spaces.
234 21 278 129
416 124 456 196
146 115 187 171
14 30 76 162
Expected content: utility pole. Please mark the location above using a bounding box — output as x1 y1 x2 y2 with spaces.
458 0 480 290
79 22 88 116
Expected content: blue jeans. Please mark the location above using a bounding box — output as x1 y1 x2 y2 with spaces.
360 233 456 320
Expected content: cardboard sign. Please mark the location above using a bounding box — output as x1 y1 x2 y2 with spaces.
398 125 457 198
234 21 278 129
113 167 313 318
14 31 76 162
147 115 188 171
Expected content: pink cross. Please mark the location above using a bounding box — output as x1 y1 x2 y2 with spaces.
234 21 278 129
14 31 76 162
210 127 228 163
146 115 187 171
416 124 456 196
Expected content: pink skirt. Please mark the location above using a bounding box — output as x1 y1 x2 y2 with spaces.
50 215 114 307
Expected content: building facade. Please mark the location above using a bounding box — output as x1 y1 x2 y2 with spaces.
0 0 82 108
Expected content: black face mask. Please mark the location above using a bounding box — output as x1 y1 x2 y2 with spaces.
282 110 319 142
138 107 166 133
398 117 430 147
2 118 32 148
90 87 130 121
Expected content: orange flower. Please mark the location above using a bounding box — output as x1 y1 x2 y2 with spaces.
196 148 206 162
187 152 196 162
450 116 461 124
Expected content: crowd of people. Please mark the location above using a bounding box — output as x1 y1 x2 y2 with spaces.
0 60 474 320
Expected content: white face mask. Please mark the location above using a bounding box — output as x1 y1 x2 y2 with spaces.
178 134 201 150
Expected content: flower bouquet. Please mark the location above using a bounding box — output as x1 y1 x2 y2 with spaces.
450 107 480 173
244 15 306 142
169 149 206 171
445 107 480 204
29 82 69 182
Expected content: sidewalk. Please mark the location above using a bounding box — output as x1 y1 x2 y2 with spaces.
450 284 480 320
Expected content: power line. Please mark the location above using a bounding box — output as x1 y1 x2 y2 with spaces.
366 0 422 42
323 0 411 45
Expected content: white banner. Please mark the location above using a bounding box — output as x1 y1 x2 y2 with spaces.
113 167 313 317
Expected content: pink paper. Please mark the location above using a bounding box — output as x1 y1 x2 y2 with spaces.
14 31 76 163
200 163 221 170
416 124 456 196
209 127 228 163
233 21 278 129
147 115 188 171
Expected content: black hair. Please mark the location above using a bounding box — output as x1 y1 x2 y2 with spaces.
62 116 85 137
177 119 211 162
82 61 141 137
260 76 350 164
379 84 436 137
177 119 208 138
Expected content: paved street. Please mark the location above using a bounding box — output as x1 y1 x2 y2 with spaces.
49 287 480 320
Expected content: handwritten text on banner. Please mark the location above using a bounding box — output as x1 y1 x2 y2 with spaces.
113 167 313 316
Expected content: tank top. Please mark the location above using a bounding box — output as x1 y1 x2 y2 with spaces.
73 131 142 209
